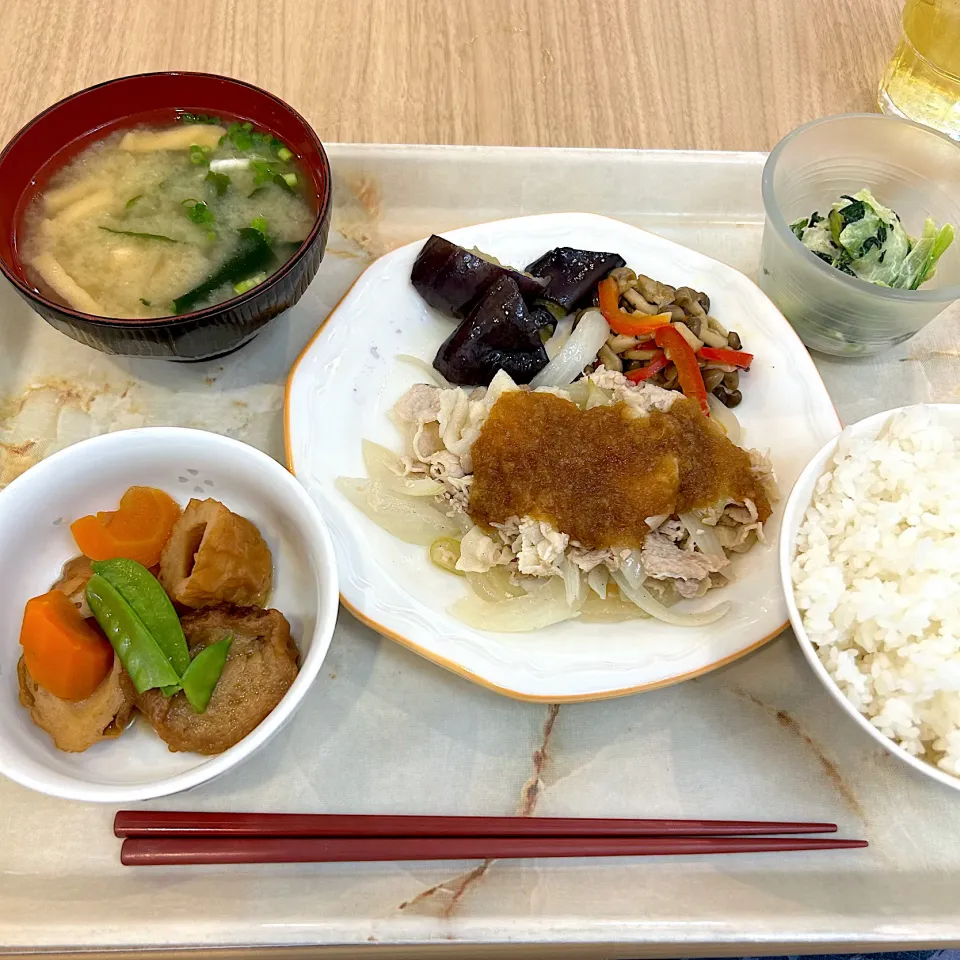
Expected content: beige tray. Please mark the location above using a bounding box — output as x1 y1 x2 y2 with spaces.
1 144 959 958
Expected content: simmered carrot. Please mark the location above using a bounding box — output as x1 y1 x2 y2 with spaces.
20 590 114 701
71 486 182 568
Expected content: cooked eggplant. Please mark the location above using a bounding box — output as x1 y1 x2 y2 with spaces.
528 303 560 330
412 235 547 319
433 275 548 385
525 247 626 310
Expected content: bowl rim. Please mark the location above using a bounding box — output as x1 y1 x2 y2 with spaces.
761 112 960 305
0 70 332 329
779 402 960 793
0 426 340 803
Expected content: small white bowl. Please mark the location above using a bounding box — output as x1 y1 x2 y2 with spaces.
0 427 339 803
780 403 960 792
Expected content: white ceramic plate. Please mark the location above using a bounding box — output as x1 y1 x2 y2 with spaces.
285 212 840 701
780 403 960 792
0 427 339 802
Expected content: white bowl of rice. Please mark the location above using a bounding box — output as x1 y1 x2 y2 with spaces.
781 403 960 791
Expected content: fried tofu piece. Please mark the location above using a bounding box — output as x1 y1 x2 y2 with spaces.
160 498 272 609
18 655 135 753
137 604 299 755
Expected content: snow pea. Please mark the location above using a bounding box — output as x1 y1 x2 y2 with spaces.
85 575 181 694
180 637 232 713
91 559 190 675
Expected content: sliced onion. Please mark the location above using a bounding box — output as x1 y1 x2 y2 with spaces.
706 394 742 443
643 577 681 607
336 477 459 545
429 536 464 575
678 512 726 558
452 577 579 632
560 557 582 607
530 310 610 388
563 380 590 409
453 510 474 534
361 439 443 496
619 550 646 589
544 314 575 360
578 590 652 622
465 566 526 602
585 381 614 410
587 565 609 599
396 354 453 388
611 571 730 626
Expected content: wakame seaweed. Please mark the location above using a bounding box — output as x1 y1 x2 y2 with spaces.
173 228 274 314
99 227 179 243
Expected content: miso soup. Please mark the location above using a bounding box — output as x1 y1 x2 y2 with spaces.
21 115 317 318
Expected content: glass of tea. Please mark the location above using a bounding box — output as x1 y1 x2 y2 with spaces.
879 0 960 139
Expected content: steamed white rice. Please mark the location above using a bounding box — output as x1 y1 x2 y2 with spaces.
792 406 960 777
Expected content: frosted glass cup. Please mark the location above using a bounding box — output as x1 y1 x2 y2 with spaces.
759 114 960 356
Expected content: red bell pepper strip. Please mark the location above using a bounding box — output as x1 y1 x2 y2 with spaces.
598 278 672 337
625 351 669 383
654 325 710 416
698 345 754 369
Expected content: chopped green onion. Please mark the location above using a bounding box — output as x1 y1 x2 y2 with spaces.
281 172 298 188
140 298 152 307
179 112 223 126
205 170 231 196
100 227 179 243
182 200 215 225
250 216 268 235
248 187 267 199
233 271 268 295
226 122 254 152
241 122 253 132
209 158 250 173
189 144 211 166
125 194 143 209
277 146 293 162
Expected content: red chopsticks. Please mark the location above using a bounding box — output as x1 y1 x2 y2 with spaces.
121 834 867 866
115 812 867 867
114 811 840 839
